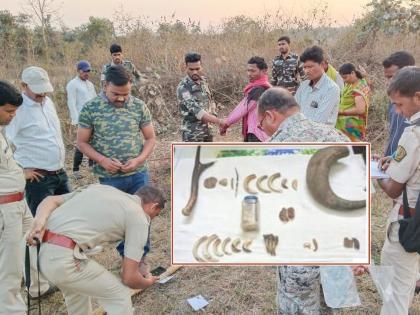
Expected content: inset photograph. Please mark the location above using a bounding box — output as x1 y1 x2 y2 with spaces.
172 143 370 265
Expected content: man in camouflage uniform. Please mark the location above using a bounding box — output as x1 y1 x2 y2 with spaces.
101 44 141 95
271 36 305 94
257 87 349 314
177 52 222 142
77 65 155 274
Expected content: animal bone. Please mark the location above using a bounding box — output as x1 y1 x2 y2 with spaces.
312 238 318 252
256 175 271 193
213 238 224 257
287 207 295 220
306 146 366 210
221 237 232 255
281 178 289 189
291 179 298 191
279 208 289 222
231 238 241 253
263 234 278 256
242 240 253 253
192 236 208 262
352 238 360 250
268 173 282 193
244 174 258 194
235 168 239 197
203 177 217 189
343 237 353 248
219 178 228 187
203 234 219 262
303 242 312 250
182 146 216 216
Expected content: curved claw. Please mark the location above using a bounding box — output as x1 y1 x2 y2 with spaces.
192 236 208 262
268 173 282 193
244 174 258 195
256 175 271 193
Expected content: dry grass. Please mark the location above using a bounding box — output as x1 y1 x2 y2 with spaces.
6 8 419 315
21 108 420 315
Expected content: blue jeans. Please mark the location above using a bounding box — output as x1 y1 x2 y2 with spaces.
99 170 150 257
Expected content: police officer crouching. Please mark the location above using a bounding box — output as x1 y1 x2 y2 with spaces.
27 184 166 315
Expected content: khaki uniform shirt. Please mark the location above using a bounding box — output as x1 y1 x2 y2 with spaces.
387 111 420 208
46 184 150 262
0 127 25 195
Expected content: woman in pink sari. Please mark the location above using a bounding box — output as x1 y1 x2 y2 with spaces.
220 56 271 142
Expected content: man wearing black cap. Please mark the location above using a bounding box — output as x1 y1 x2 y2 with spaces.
66 60 97 179
101 44 141 95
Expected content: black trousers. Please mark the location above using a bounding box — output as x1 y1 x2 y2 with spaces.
25 170 71 216
73 148 93 171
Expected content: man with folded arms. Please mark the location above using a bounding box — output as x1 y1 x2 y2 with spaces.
6 66 71 216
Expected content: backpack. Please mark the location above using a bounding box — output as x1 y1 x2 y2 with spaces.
398 188 420 254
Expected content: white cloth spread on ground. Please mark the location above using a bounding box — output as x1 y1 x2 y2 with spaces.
173 145 368 264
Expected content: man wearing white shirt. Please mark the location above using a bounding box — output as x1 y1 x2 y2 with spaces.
295 46 340 127
6 66 71 215
66 60 96 179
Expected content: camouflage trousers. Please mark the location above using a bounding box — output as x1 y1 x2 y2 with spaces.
277 266 333 315
181 123 213 142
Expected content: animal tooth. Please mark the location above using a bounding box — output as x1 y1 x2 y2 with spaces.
203 234 218 262
203 177 218 189
256 175 271 193
287 207 295 220
235 168 239 197
242 240 253 253
192 236 208 262
312 238 318 252
291 179 298 191
267 173 282 193
303 242 312 250
279 208 289 222
219 178 228 187
281 178 289 189
352 238 360 250
221 237 232 255
213 238 224 257
343 237 353 248
244 174 258 194
231 238 241 253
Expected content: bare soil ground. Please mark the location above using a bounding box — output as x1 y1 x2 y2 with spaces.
24 121 420 315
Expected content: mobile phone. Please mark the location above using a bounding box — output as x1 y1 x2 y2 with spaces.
151 266 166 276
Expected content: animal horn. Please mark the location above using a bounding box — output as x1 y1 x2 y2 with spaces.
306 146 365 210
182 146 215 216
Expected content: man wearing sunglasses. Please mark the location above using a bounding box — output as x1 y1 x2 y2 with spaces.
66 60 97 180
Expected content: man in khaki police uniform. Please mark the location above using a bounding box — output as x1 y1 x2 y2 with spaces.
354 66 420 315
0 80 53 314
27 183 165 315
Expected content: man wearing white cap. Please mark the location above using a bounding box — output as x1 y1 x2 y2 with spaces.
6 66 71 216
66 61 96 179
